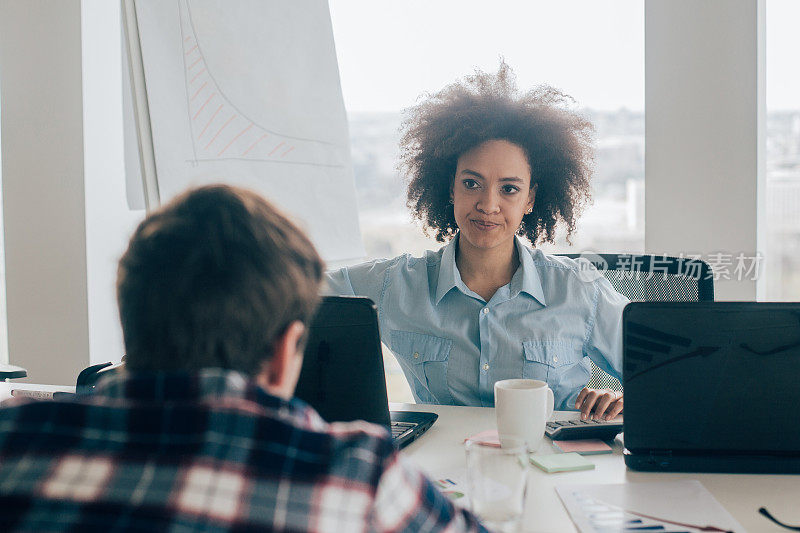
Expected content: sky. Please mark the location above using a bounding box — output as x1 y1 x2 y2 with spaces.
329 0 800 113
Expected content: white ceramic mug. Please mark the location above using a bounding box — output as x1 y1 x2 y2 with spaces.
494 379 554 451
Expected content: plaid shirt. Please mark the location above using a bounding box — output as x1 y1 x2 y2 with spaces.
0 369 487 533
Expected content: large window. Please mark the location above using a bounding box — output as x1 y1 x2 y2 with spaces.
330 1 644 261
765 0 800 300
330 1 644 400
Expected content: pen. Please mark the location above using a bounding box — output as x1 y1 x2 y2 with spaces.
9 389 74 400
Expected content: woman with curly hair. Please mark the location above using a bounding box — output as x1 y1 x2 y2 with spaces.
326 64 628 420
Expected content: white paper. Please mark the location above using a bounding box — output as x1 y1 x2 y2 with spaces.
428 468 470 508
132 0 364 261
556 480 746 533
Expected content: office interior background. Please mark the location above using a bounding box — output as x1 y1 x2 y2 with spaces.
0 1 794 390
331 0 800 295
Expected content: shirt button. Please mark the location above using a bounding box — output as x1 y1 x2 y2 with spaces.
482 308 489 315
483 363 490 371
553 356 559 363
413 352 420 359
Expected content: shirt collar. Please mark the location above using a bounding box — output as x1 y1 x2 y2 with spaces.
93 367 295 411
511 235 547 306
434 233 547 306
434 234 465 304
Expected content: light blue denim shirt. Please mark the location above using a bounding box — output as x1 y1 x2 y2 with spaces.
324 235 629 409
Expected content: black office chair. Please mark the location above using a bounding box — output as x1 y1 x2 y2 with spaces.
556 253 714 392
0 363 27 381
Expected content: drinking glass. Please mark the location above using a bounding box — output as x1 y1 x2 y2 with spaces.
465 439 529 532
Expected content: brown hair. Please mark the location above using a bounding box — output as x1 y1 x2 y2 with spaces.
401 62 594 245
117 185 324 374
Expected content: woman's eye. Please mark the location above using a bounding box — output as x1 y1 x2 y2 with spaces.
502 185 520 194
463 179 479 189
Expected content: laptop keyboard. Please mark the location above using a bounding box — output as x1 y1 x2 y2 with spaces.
391 421 417 440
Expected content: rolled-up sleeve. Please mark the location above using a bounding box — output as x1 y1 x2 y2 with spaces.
323 257 403 309
584 277 629 381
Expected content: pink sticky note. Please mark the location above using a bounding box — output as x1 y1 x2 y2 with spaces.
552 439 612 455
464 429 501 447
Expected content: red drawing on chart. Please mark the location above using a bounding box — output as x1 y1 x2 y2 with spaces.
177 0 342 167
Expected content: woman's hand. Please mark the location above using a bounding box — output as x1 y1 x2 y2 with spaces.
575 388 623 421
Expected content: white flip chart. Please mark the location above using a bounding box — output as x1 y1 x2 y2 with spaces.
126 0 364 261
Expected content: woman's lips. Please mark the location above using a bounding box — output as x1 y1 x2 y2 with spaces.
471 219 500 230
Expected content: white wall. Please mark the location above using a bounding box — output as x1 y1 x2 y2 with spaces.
0 0 143 383
645 0 766 300
0 0 90 382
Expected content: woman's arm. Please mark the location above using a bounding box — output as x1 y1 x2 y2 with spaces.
576 276 629 420
323 256 403 309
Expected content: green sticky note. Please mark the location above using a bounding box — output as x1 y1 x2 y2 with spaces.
529 452 595 473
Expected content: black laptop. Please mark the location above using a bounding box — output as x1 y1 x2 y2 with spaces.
294 296 437 448
622 301 800 473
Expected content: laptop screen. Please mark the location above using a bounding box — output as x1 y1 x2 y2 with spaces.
623 302 800 454
294 296 392 427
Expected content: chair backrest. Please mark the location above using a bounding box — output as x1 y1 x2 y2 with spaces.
0 363 27 381
556 253 714 391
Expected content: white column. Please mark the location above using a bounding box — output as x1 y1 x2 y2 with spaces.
0 0 90 382
645 0 766 300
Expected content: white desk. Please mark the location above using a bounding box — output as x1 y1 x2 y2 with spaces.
393 403 800 533
0 382 75 402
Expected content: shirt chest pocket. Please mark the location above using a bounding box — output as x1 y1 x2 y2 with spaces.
522 341 586 383
390 330 453 404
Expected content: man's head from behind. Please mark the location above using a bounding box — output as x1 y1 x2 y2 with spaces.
117 185 324 397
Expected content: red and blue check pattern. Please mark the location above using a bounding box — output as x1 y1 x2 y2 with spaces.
0 369 487 532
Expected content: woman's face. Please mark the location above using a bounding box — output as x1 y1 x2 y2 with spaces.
451 139 534 253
